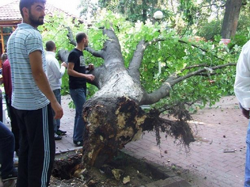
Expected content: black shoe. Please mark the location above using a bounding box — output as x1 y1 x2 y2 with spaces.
2 168 17 181
54 133 62 140
56 129 67 136
74 141 83 147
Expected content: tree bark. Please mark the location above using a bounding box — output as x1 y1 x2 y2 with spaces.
221 0 242 39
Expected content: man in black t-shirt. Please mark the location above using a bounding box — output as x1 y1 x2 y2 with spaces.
67 32 95 146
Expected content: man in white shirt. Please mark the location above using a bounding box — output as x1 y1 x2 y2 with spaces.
46 41 67 140
234 40 250 187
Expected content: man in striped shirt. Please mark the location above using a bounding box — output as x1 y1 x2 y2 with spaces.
7 0 63 186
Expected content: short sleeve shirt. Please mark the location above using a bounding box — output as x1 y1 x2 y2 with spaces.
68 48 87 89
7 23 49 110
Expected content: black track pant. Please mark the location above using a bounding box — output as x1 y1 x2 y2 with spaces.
13 104 55 187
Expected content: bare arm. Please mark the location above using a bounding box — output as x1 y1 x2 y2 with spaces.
29 51 63 119
67 62 95 81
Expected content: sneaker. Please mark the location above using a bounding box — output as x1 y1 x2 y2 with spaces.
74 141 83 147
2 168 17 181
56 129 67 136
54 133 62 140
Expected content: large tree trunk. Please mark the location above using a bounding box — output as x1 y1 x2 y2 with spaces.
221 0 242 39
59 27 234 168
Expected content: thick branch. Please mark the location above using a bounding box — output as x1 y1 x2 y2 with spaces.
140 81 172 105
85 47 104 58
58 49 69 62
170 63 236 85
128 40 146 83
102 29 124 65
140 63 236 105
128 38 165 84
66 27 76 46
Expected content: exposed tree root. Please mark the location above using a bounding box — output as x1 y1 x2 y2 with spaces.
82 96 195 167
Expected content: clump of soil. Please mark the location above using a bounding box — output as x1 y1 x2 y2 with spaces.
50 150 168 187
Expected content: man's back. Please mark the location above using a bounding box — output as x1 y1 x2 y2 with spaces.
46 51 65 91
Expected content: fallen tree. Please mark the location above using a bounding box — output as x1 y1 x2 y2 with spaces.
58 26 236 168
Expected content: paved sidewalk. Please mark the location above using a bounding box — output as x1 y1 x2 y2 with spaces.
5 95 245 186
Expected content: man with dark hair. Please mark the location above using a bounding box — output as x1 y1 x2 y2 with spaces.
7 0 63 186
67 32 95 146
45 40 67 140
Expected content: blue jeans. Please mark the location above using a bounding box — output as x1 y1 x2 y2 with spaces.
0 121 15 178
70 88 86 143
52 89 61 132
245 120 250 186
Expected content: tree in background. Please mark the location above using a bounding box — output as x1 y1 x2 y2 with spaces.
221 0 242 39
179 0 249 41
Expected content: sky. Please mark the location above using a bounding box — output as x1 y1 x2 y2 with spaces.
46 0 81 16
0 0 81 16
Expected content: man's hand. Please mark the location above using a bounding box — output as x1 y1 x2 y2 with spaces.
241 107 249 119
85 74 95 81
51 101 63 119
61 62 67 68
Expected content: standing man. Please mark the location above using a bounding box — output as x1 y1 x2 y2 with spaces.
46 40 67 140
234 40 250 187
7 0 63 186
67 32 95 146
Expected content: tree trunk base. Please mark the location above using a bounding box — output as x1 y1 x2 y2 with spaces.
82 96 147 168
